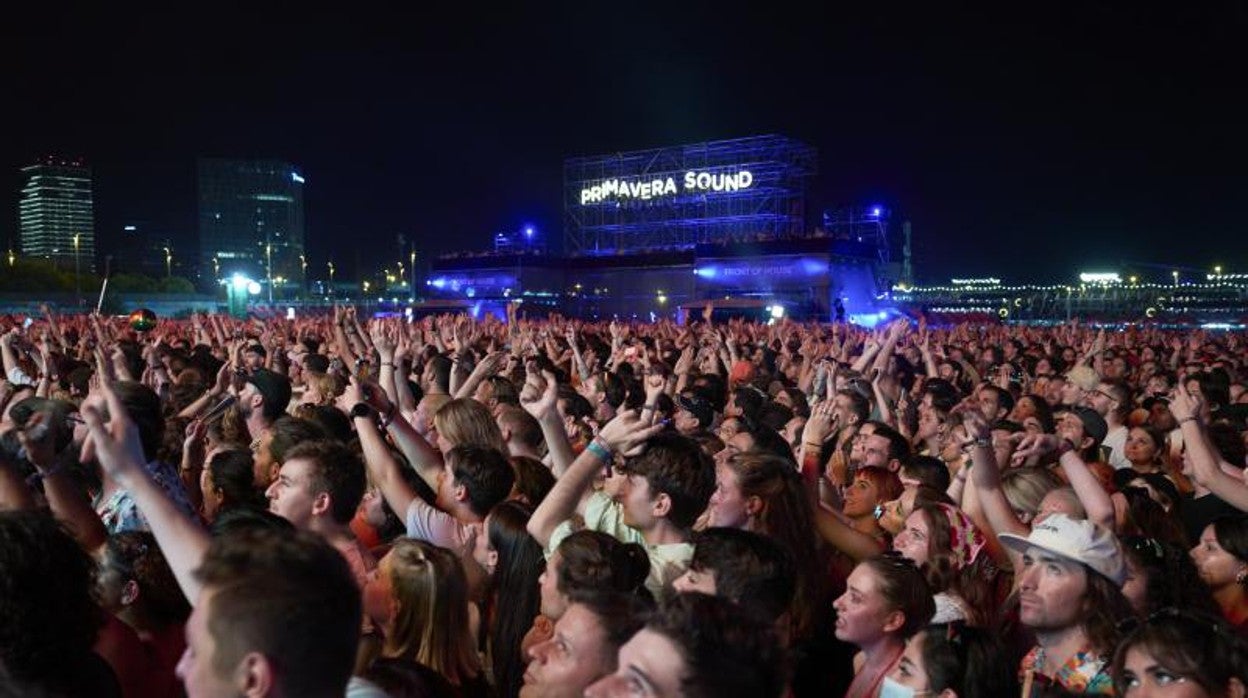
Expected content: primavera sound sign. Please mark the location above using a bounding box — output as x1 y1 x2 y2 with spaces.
580 170 754 205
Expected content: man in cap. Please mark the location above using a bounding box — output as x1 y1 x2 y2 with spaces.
238 368 292 446
1000 514 1134 696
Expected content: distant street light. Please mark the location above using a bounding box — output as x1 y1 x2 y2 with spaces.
163 246 172 279
73 233 81 305
266 244 273 303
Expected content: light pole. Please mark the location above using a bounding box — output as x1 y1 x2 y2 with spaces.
73 233 81 305
299 254 308 299
212 255 220 279
1172 270 1179 286
327 261 335 298
163 246 172 279
410 248 416 298
266 244 273 303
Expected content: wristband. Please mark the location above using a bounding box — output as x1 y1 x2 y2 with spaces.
586 439 612 463
1177 415 1199 425
641 404 657 412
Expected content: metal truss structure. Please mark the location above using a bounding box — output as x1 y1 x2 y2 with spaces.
564 135 817 256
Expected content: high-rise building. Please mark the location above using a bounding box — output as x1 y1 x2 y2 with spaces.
197 158 306 298
18 157 96 272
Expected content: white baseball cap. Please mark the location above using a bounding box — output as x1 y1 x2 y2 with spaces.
999 513 1126 586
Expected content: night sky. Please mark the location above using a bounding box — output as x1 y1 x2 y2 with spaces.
4 3 1245 284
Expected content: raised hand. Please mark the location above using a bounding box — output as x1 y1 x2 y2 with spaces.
1169 380 1203 424
520 369 558 421
79 380 147 483
1011 433 1061 465
803 400 838 446
597 409 666 457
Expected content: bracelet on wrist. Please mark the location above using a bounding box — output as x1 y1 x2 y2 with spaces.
585 438 612 463
1177 415 1199 425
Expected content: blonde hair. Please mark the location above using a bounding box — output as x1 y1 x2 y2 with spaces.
1001 466 1062 522
435 398 508 454
304 371 343 406
382 539 480 685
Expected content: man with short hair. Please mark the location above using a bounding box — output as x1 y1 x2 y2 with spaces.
497 404 546 460
1000 514 1134 696
1081 379 1131 469
529 415 714 598
177 528 363 698
359 400 514 553
264 439 374 586
585 592 786 698
251 415 327 488
520 591 650 698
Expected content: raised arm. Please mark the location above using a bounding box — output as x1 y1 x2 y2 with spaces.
1171 383 1248 512
799 403 884 561
354 392 417 521
963 408 1030 539
16 415 107 550
520 369 575 476
81 381 210 603
527 410 663 548
1011 433 1115 530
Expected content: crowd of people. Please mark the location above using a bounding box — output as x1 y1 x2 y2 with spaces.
1 302 1247 697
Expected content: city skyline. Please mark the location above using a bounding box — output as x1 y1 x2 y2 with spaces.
3 5 1245 284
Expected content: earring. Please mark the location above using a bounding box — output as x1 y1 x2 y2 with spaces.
1237 568 1247 585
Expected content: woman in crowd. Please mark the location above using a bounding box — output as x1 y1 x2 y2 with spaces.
362 539 489 696
891 501 996 626
843 466 904 547
95 531 190 698
702 451 827 647
886 622 1018 698
472 500 544 698
833 553 935 698
522 530 650 655
1190 516 1248 633
1119 534 1218 617
1112 608 1248 697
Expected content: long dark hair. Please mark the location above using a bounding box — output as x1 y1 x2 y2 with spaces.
920 622 1018 698
485 501 544 698
729 453 827 642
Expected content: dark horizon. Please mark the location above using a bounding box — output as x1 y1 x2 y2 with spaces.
4 4 1245 285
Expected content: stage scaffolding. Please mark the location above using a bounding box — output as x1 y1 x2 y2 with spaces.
564 135 817 256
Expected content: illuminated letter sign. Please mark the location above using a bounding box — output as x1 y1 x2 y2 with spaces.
580 169 753 205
